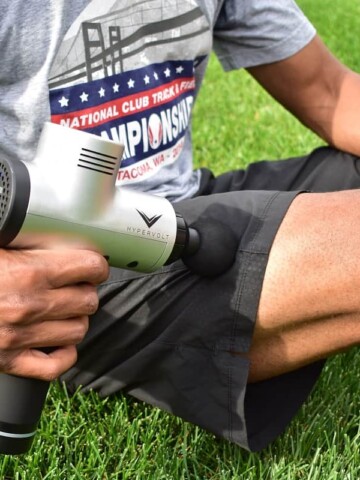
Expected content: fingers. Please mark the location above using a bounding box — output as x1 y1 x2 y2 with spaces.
11 248 109 288
2 283 100 325
0 316 89 351
0 316 89 380
0 245 109 380
4 345 79 381
45 249 109 287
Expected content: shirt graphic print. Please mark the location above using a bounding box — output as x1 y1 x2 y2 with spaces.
49 0 211 186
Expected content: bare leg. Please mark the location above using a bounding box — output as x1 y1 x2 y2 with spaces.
247 190 360 382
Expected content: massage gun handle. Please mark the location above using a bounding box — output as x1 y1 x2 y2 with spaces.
0 373 50 455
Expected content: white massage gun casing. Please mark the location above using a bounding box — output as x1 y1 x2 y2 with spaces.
21 122 178 272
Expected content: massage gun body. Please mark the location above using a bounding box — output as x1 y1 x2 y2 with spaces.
24 169 179 272
16 122 186 272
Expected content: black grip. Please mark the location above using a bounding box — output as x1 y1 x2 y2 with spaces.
0 374 50 455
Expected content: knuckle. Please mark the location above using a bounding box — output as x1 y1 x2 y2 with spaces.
0 326 20 350
84 252 102 271
72 318 89 344
0 352 15 374
23 265 43 287
13 259 43 289
43 348 79 381
5 292 37 324
83 290 99 315
84 253 109 282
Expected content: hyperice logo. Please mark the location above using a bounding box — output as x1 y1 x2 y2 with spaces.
136 210 162 228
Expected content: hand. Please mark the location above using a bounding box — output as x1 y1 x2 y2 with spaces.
0 239 109 381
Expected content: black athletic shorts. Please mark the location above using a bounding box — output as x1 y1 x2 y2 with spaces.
62 146 360 451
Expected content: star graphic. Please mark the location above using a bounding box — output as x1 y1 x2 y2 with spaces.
98 87 106 98
80 92 89 103
143 75 150 85
127 78 135 89
164 68 171 78
113 82 120 93
58 96 69 108
176 66 184 74
153 72 159 80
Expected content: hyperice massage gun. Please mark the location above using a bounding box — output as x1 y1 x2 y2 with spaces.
0 122 237 454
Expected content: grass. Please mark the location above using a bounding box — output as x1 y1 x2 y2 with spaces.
1 0 360 478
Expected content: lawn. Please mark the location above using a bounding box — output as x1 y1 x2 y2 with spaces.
1 0 359 478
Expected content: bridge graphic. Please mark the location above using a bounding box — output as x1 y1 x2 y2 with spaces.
49 0 210 89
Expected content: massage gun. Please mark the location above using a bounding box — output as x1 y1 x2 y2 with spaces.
0 122 236 454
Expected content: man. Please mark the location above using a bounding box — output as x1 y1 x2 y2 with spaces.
0 0 359 451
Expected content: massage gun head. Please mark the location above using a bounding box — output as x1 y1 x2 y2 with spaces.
0 158 30 246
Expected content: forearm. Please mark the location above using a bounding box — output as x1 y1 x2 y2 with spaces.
330 70 360 156
248 36 360 157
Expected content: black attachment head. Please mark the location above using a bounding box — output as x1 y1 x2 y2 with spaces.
0 158 31 247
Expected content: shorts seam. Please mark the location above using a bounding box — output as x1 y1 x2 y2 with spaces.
231 190 281 346
235 192 283 257
246 190 281 253
228 191 281 443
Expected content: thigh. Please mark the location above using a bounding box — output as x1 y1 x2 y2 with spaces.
251 190 360 382
258 190 360 329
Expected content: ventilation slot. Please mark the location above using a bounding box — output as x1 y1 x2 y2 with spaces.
78 148 117 176
0 162 11 226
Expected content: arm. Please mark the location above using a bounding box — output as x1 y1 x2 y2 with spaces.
247 35 360 156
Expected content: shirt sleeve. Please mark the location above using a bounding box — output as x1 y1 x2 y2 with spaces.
213 0 316 71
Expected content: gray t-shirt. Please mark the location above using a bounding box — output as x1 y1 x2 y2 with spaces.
0 0 315 201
